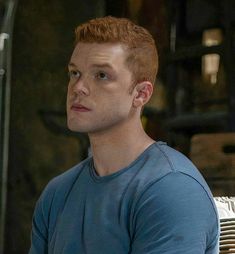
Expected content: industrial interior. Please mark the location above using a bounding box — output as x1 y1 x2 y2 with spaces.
0 0 235 253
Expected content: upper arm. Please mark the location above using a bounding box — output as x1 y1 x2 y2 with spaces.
130 172 219 254
29 180 57 254
29 196 48 254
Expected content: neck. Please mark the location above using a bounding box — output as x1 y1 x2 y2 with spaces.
88 118 154 176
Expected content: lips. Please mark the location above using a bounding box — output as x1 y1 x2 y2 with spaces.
71 103 91 112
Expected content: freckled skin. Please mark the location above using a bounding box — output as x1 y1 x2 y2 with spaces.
67 43 137 134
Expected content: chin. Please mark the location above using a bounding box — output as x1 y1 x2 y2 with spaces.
67 120 85 133
67 125 87 133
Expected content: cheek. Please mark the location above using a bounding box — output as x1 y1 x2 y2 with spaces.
66 84 74 100
104 95 133 115
66 86 72 107
67 83 72 94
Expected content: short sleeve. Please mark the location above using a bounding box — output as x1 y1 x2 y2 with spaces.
28 181 56 254
130 172 219 254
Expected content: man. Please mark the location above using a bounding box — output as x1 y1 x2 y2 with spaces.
29 16 219 253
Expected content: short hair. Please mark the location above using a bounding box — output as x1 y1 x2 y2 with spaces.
75 16 158 86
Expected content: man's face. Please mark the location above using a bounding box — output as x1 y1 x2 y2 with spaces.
67 42 137 134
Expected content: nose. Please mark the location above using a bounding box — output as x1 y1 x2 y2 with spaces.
71 77 89 96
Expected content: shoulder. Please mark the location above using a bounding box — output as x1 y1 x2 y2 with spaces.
153 142 217 206
130 143 219 239
135 171 217 217
33 157 92 241
36 157 91 219
151 141 200 176
133 142 213 198
41 157 91 199
130 171 219 252
136 142 218 220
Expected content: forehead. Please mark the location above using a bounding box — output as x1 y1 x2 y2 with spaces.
70 42 127 67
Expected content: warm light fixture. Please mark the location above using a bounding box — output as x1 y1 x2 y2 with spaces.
202 28 223 85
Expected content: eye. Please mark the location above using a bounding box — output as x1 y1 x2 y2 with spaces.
68 70 80 79
96 71 109 80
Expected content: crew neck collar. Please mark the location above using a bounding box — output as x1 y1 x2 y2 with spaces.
89 142 158 183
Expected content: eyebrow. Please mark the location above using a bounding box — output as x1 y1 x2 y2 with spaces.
68 62 77 68
90 63 114 69
68 62 115 70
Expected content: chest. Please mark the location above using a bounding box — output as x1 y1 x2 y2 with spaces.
48 179 134 254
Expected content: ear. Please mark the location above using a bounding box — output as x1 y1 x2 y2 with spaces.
132 81 153 108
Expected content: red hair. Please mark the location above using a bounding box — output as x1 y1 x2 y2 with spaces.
75 16 158 85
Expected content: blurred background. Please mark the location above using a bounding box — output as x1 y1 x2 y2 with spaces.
0 0 235 253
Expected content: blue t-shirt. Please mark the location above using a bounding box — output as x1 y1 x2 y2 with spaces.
29 142 219 254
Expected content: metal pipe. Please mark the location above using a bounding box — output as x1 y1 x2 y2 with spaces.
0 1 18 253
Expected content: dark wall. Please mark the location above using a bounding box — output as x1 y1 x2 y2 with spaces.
5 0 104 253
